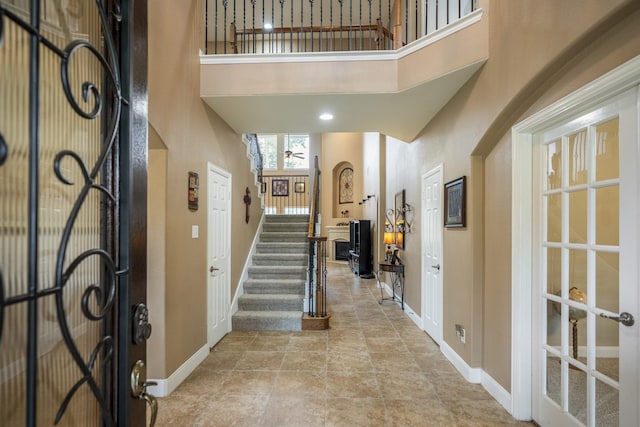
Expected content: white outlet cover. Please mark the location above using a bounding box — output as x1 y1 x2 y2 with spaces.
192 225 199 238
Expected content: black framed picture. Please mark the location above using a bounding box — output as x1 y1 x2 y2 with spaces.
294 182 305 193
272 179 289 196
444 176 466 228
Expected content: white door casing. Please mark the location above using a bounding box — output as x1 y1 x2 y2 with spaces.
532 91 637 426
207 163 231 348
511 56 640 423
422 166 444 344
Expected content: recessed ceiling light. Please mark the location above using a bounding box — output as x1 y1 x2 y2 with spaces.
264 23 273 30
319 113 334 121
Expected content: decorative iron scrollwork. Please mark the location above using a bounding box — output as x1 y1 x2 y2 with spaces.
0 132 7 166
0 0 124 425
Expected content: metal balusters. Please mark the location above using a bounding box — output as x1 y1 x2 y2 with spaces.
270 0 274 52
208 0 478 55
300 0 304 52
319 0 323 51
223 0 228 53
348 0 352 51
309 0 314 52
251 0 256 53
414 0 418 41
279 0 285 52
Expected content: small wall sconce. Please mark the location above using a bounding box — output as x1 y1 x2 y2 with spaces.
396 203 413 234
384 208 396 232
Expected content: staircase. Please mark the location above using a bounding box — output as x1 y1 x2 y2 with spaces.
232 214 309 331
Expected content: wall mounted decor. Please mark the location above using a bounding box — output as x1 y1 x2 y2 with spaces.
272 179 289 196
444 176 466 227
339 167 354 204
244 187 252 223
294 182 305 193
395 190 405 249
188 171 199 211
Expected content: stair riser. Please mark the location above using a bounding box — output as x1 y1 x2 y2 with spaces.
248 275 306 282
232 316 301 331
238 300 303 311
260 234 308 242
252 258 307 267
244 288 304 295
244 283 305 294
255 245 308 254
265 215 309 223
263 224 308 232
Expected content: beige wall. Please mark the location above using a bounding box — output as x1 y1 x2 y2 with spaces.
148 0 262 376
147 0 640 393
383 0 640 392
320 133 364 231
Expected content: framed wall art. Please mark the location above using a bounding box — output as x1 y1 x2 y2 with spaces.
294 182 305 193
272 179 289 196
188 171 199 211
444 176 466 227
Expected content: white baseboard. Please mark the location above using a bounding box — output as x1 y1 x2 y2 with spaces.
440 340 482 383
231 213 266 316
147 344 209 397
379 282 422 328
481 370 512 413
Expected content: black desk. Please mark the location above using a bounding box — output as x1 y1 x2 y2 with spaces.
377 262 404 309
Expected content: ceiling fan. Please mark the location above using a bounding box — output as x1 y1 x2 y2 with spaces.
282 135 305 159
284 149 305 159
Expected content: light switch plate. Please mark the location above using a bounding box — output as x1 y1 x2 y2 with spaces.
192 225 199 238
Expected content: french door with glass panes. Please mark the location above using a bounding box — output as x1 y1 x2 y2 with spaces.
532 88 639 427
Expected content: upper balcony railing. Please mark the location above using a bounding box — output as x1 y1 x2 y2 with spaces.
205 0 477 55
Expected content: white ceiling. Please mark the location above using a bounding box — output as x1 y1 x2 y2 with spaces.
202 59 484 142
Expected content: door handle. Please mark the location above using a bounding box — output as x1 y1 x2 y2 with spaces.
599 311 635 327
209 266 219 273
131 360 158 427
431 264 440 270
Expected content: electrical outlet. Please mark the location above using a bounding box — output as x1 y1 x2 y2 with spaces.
455 324 466 344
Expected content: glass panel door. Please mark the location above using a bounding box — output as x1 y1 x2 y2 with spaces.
535 90 639 427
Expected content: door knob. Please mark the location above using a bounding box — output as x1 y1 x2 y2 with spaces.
209 266 219 273
131 360 158 427
600 311 635 327
431 264 440 270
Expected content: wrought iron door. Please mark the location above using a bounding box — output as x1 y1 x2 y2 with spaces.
0 0 149 426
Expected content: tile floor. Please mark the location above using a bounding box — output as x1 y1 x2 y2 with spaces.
155 263 534 426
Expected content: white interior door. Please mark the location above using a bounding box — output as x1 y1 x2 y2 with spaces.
422 166 443 344
532 88 639 427
207 163 231 348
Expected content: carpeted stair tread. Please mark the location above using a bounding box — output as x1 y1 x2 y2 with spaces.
232 214 310 332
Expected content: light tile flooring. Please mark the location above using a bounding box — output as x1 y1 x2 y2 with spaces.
155 263 533 426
